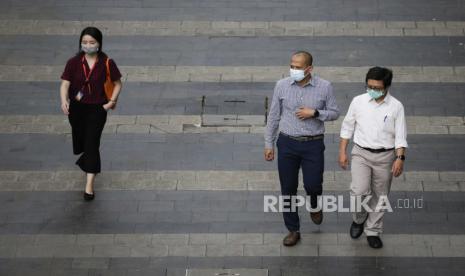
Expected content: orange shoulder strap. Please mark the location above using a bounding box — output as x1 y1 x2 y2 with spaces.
106 58 111 77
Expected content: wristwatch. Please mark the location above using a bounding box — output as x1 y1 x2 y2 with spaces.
396 155 406 161
313 110 320 118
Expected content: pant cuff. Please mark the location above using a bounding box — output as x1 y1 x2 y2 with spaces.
352 213 368 224
364 229 381 236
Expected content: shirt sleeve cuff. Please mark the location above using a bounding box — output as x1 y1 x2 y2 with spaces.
395 142 408 149
265 141 274 149
315 109 326 121
340 131 353 140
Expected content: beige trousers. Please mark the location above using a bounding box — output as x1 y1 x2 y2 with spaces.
350 144 396 236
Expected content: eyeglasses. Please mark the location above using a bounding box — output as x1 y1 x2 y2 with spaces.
365 85 385 92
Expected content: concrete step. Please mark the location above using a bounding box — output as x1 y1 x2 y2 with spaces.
0 19 463 37
1 115 464 135
0 170 463 192
1 65 464 82
1 232 464 258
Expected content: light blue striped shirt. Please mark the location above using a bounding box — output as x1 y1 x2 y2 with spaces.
265 75 340 149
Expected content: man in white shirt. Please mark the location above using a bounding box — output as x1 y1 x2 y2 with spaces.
339 67 407 249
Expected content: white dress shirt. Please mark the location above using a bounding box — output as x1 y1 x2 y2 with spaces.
340 92 408 149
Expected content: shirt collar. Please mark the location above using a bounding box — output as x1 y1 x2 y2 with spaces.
291 75 317 87
368 92 391 105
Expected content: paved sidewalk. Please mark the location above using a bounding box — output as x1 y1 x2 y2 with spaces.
1 0 465 275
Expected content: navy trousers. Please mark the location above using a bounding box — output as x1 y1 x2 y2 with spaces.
276 133 325 232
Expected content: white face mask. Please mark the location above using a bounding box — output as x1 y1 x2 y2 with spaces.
290 68 306 82
81 44 99 54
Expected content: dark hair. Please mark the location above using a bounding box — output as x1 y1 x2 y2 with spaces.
78 27 103 54
292 51 313 66
365 67 393 88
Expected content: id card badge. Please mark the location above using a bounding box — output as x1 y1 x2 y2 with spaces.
75 91 83 101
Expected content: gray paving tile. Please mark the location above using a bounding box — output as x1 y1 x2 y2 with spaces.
150 257 189 269
118 213 156 224
72 258 110 269
186 257 225 268
125 268 166 276
87 269 128 276
109 257 151 270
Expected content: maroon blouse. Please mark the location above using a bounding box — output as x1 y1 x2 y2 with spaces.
61 52 122 104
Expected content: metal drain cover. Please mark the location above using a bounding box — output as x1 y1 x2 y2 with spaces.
200 95 269 127
185 269 268 276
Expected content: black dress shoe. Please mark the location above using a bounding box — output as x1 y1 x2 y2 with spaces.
350 215 368 239
83 192 95 201
350 221 365 239
367 236 383 249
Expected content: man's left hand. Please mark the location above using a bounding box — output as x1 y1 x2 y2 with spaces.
295 107 315 120
391 159 404 177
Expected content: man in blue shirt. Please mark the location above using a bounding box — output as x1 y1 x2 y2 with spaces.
265 51 340 246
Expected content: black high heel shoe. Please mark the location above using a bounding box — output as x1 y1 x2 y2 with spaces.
83 192 95 201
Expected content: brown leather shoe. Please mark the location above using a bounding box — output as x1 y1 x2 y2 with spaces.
310 210 323 225
283 231 301 247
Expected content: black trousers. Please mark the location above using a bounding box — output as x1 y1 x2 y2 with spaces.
68 100 107 174
276 133 325 232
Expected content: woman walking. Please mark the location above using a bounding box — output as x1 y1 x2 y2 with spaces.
60 27 122 201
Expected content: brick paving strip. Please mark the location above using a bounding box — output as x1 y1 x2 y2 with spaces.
0 20 464 37
0 115 464 135
0 233 464 257
0 170 463 192
0 65 464 83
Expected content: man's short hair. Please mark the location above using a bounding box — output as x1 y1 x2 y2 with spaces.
365 67 393 88
292 51 313 67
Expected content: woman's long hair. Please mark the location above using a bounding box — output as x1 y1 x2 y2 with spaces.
78 27 106 57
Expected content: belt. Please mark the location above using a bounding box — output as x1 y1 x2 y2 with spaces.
280 132 324 142
356 144 394 153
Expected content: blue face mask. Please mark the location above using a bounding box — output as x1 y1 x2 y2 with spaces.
290 68 306 82
367 88 384 100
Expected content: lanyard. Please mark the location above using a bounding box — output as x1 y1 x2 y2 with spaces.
81 55 98 94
